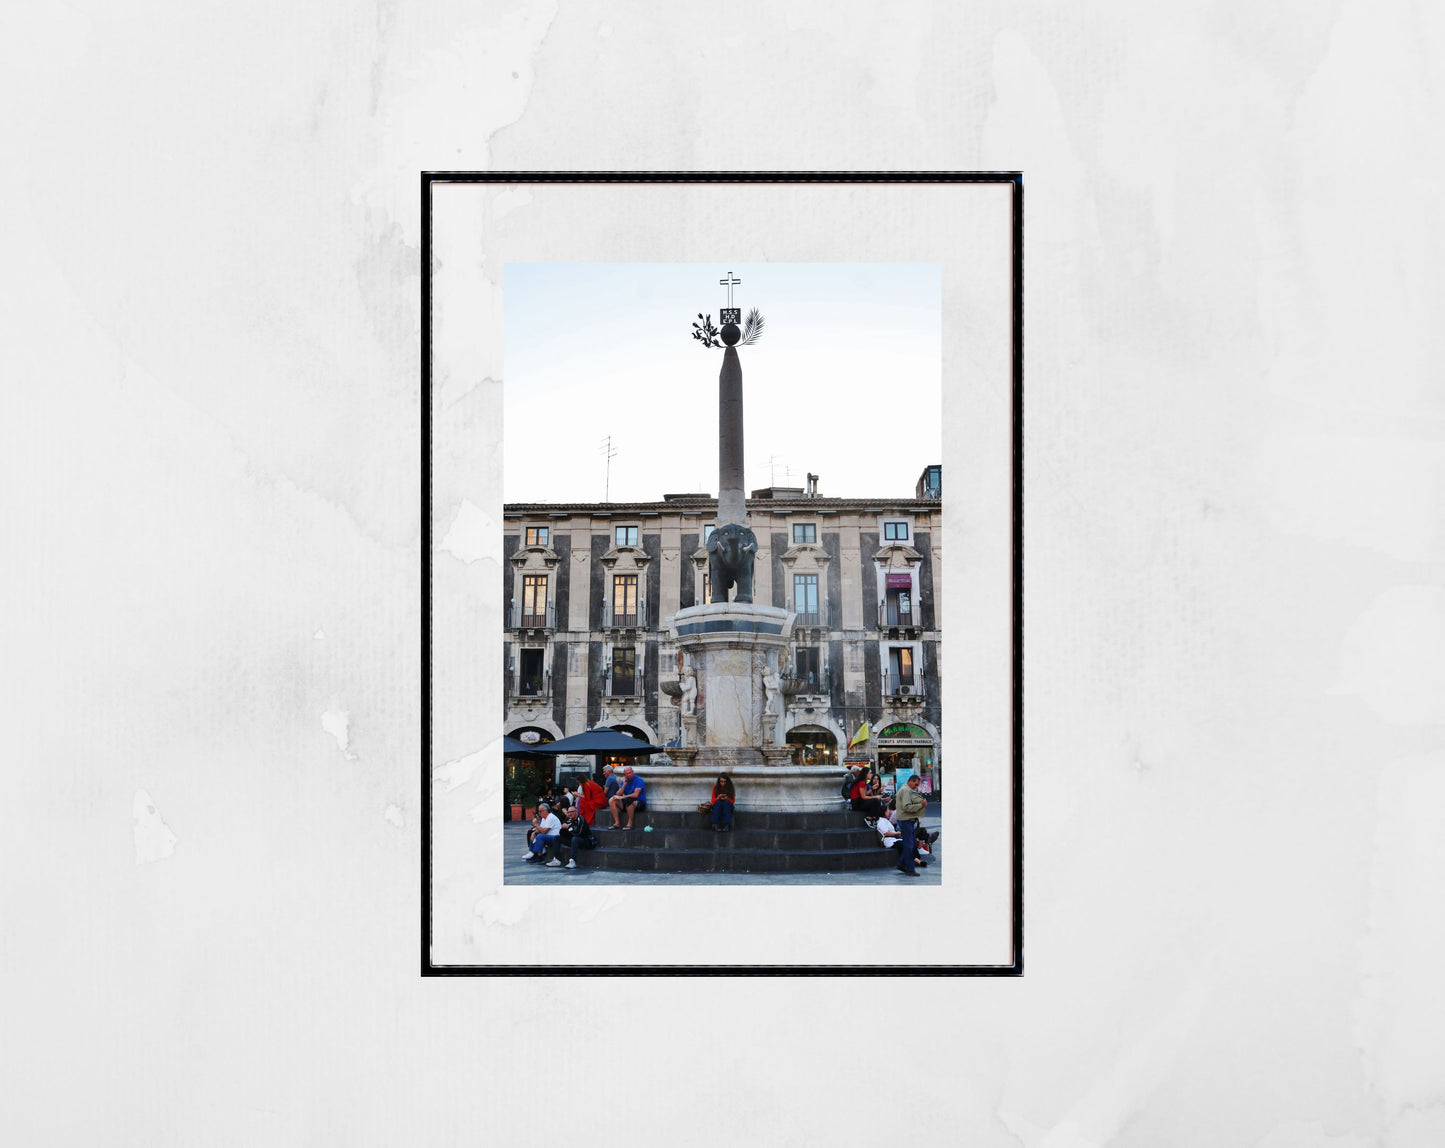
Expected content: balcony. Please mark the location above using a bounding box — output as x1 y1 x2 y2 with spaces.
509 670 552 701
509 601 556 630
881 670 924 703
603 600 648 631
786 600 827 631
609 674 639 698
781 673 828 698
877 600 922 633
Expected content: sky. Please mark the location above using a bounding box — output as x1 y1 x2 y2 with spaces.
502 263 942 503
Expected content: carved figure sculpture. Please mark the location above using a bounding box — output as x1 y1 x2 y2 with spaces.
762 666 780 716
706 522 759 604
679 666 697 716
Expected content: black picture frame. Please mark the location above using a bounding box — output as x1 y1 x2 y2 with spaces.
421 171 1023 976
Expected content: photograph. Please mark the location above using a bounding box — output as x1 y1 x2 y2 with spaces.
498 262 946 884
426 174 1018 969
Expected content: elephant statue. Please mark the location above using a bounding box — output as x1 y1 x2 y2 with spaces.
706 522 758 604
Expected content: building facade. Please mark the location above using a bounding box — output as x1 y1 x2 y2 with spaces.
502 465 944 792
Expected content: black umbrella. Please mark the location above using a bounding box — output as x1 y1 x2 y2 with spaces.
503 735 551 758
533 728 663 757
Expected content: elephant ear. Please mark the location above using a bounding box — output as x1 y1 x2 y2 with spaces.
706 530 718 553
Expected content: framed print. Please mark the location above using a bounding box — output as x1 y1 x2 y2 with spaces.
424 173 1022 973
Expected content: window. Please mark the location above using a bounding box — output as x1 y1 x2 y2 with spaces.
703 523 715 545
884 521 909 541
611 646 636 695
524 526 548 547
521 574 548 627
519 648 544 695
889 646 915 689
615 525 638 547
793 573 819 623
702 568 712 606
794 646 821 691
612 574 638 626
792 522 816 544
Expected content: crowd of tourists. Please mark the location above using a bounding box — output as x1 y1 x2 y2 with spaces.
521 761 936 876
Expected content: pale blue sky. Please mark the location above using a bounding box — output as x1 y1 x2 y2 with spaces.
503 263 941 503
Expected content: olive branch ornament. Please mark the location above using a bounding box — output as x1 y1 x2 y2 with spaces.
690 307 765 350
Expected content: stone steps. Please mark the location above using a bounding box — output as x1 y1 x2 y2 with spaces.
578 844 902 873
558 807 914 872
592 826 881 851
588 807 862 832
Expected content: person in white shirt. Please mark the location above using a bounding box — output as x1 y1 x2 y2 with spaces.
525 803 562 863
876 807 928 868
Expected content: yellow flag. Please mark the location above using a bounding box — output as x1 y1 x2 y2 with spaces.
849 721 870 747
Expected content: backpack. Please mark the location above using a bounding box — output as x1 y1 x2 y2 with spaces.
840 773 855 800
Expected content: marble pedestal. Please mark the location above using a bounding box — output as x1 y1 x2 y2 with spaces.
628 764 848 812
666 601 808 808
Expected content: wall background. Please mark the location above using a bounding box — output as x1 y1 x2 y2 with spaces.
2 2 1441 1144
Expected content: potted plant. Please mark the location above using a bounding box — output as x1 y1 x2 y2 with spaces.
507 779 527 822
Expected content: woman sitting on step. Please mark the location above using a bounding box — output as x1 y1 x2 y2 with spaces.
710 774 737 832
849 767 887 824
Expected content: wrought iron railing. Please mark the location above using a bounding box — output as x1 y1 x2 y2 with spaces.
878 601 918 629
603 599 647 629
609 674 638 697
881 670 921 698
781 673 826 695
508 601 555 629
786 599 825 627
511 669 551 698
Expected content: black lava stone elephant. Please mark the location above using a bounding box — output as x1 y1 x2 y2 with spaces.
706 523 759 604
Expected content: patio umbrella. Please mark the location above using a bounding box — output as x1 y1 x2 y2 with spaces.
533 727 663 757
532 727 664 779
502 735 550 758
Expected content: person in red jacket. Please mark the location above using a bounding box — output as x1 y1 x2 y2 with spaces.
850 766 887 823
577 776 608 826
709 774 737 832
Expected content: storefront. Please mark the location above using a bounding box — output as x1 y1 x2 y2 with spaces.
874 722 939 796
786 724 839 766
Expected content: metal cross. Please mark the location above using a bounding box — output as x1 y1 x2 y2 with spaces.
719 271 741 308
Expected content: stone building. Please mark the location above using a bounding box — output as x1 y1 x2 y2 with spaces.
502 464 944 792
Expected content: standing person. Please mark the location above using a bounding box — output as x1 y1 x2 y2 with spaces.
607 765 647 830
893 773 927 877
850 766 887 823
709 774 736 832
525 802 562 863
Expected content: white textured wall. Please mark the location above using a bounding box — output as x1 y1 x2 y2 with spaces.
2 2 1442 1145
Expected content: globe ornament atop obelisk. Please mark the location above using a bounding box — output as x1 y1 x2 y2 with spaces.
690 271 766 602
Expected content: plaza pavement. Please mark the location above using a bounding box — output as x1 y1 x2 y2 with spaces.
503 809 944 886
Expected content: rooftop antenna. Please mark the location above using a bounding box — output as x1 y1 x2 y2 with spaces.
599 435 619 502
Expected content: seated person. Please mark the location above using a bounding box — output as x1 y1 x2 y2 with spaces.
876 807 928 867
547 805 595 869
607 766 647 830
577 776 608 826
524 802 562 862
709 773 736 832
849 767 888 822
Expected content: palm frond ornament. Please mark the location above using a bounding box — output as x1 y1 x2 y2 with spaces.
738 307 765 346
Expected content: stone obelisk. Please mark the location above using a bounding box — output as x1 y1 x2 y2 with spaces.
717 345 745 527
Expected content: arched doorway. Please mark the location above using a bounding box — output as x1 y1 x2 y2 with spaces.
785 724 839 766
504 726 555 819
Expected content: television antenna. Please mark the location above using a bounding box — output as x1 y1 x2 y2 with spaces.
599 435 619 502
